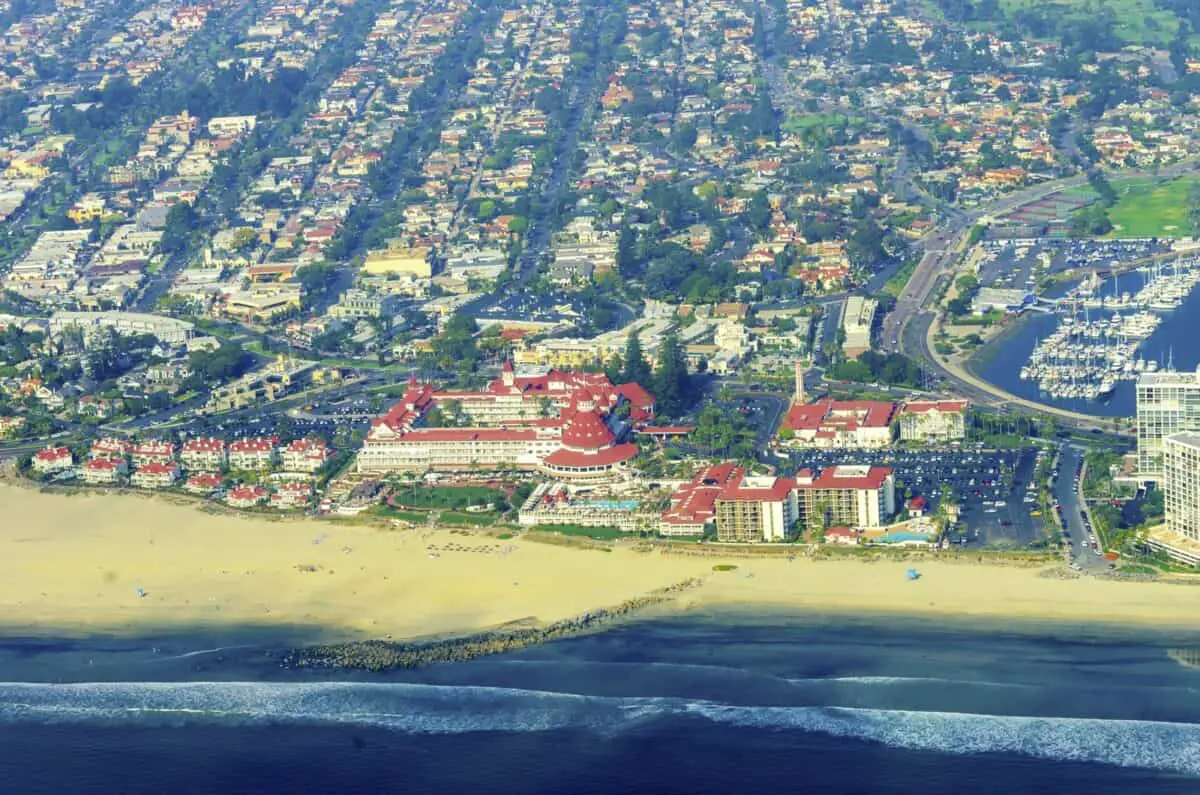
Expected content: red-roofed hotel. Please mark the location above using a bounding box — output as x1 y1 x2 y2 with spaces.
357 363 651 480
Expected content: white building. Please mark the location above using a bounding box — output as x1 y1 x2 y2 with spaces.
841 296 877 357
1164 433 1200 542
898 401 968 443
1137 368 1200 480
228 437 278 470
49 311 194 347
281 439 333 473
82 457 126 484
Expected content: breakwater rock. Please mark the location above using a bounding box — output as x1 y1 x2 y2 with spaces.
280 578 704 672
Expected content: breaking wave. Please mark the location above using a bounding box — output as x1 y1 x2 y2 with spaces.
0 681 1199 775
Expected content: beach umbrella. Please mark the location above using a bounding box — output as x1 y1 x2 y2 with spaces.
135 587 146 598
906 568 920 581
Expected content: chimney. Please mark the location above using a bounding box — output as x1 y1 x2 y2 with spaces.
794 361 805 404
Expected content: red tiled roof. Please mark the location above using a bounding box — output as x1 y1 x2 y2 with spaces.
718 472 796 502
230 436 279 452
183 437 225 452
402 428 540 442
662 462 741 525
228 485 266 500
543 443 638 469
35 446 71 461
801 466 893 491
783 398 895 432
560 409 615 450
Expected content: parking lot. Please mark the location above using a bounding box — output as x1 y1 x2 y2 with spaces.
976 239 1170 291
774 447 1044 548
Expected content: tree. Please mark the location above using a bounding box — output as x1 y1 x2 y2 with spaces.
621 332 653 386
161 202 199 256
653 331 690 417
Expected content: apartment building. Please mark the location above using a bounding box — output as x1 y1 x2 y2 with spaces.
1137 369 1200 479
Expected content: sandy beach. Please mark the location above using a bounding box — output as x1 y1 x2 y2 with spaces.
4 483 1200 641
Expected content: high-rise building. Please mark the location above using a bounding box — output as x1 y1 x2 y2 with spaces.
1163 432 1200 542
1136 369 1200 479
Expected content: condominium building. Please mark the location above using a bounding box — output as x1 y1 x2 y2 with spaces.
1136 368 1200 479
131 462 180 489
715 474 800 542
1163 433 1200 542
228 437 278 470
711 464 896 543
32 446 73 473
49 311 194 348
131 440 175 466
90 437 132 459
181 437 227 470
82 457 126 485
794 465 896 529
281 439 333 473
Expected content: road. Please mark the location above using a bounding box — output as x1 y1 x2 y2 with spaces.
880 173 1093 357
885 158 1200 427
1054 444 1109 572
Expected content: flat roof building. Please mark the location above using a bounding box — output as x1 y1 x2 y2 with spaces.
1136 368 1200 480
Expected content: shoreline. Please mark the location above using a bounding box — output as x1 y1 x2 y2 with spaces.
7 484 1200 661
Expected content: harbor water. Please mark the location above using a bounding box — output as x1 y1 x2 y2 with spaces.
973 265 1200 417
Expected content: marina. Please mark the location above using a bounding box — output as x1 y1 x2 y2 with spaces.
974 254 1200 417
1017 257 1200 401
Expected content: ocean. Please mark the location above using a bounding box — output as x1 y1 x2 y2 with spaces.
2 611 1200 794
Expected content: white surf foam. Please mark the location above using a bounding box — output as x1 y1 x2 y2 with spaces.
785 675 1035 689
0 681 1197 776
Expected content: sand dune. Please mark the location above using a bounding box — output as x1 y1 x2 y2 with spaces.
3 484 1200 641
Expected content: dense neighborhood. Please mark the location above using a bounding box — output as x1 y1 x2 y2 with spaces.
2 0 1200 564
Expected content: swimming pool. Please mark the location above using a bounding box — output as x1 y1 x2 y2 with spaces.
578 500 640 511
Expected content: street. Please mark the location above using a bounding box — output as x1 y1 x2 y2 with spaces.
1054 444 1110 572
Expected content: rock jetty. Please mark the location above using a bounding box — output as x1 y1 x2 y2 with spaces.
280 578 703 672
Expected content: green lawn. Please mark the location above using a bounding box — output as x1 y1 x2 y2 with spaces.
388 484 505 510
368 504 428 524
438 511 498 526
1107 177 1198 239
532 523 628 541
880 259 917 298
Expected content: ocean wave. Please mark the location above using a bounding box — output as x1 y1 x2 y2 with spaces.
784 675 1036 689
0 682 1198 776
